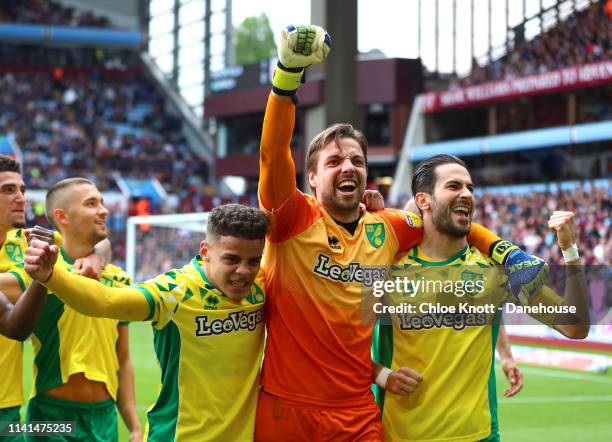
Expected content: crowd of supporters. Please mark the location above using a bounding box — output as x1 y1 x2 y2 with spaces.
475 185 611 266
0 0 113 28
0 47 207 194
456 1 612 87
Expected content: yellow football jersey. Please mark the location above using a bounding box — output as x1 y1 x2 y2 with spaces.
381 246 505 442
376 245 563 442
30 248 132 401
137 256 266 442
0 228 28 408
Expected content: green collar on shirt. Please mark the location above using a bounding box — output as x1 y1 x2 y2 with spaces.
60 247 74 265
410 244 469 266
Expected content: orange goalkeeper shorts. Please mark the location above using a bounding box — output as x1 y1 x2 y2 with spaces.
254 390 384 442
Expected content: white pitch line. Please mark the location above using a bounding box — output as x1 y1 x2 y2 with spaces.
499 395 612 404
516 366 612 384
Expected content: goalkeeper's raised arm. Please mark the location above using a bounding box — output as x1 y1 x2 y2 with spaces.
258 25 331 211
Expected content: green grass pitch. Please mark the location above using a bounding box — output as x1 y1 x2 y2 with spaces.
21 322 612 441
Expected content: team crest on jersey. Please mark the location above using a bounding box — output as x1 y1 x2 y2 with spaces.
365 223 385 248
461 270 484 298
246 284 265 305
5 244 23 263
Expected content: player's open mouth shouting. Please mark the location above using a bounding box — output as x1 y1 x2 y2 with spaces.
451 200 472 223
336 177 359 197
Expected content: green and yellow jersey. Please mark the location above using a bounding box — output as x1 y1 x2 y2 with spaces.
375 245 562 442
30 249 131 400
0 229 29 408
137 256 266 442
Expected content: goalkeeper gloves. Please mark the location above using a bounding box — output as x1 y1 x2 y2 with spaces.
490 240 549 304
272 25 332 96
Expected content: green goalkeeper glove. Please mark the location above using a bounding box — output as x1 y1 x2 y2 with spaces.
272 24 332 96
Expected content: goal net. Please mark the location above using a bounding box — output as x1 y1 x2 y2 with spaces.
126 212 209 282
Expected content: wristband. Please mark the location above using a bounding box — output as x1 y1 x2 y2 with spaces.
272 63 304 96
561 244 579 263
489 240 516 265
375 367 392 389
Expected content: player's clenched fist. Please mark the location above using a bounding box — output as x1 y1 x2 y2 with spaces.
24 238 59 283
386 367 423 396
278 25 331 67
25 225 55 246
272 25 331 96
548 211 576 251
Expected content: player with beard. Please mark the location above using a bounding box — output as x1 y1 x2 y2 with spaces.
374 155 589 442
256 26 549 441
0 156 110 440
18 178 141 442
0 157 47 339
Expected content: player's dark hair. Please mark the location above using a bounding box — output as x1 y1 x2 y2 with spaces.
0 155 20 173
45 177 96 228
306 123 368 172
411 155 468 197
207 204 269 241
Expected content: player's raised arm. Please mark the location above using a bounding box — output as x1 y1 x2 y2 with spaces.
548 211 590 338
259 25 331 210
515 211 589 339
24 239 150 322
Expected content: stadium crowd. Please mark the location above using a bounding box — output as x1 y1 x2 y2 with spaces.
455 0 612 87
0 0 113 28
476 186 611 266
0 48 207 194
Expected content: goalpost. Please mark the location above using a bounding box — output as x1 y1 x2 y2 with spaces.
126 212 210 282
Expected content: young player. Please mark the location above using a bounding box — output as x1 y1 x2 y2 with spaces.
0 156 109 439
375 155 589 441
17 178 141 441
255 25 550 440
24 204 269 441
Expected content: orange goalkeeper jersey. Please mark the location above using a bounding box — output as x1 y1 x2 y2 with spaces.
258 93 423 406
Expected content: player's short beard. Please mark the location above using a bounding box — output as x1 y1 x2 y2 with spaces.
431 195 471 238
86 227 108 245
12 220 26 229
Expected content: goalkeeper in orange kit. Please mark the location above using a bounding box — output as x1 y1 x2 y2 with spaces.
255 24 551 441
